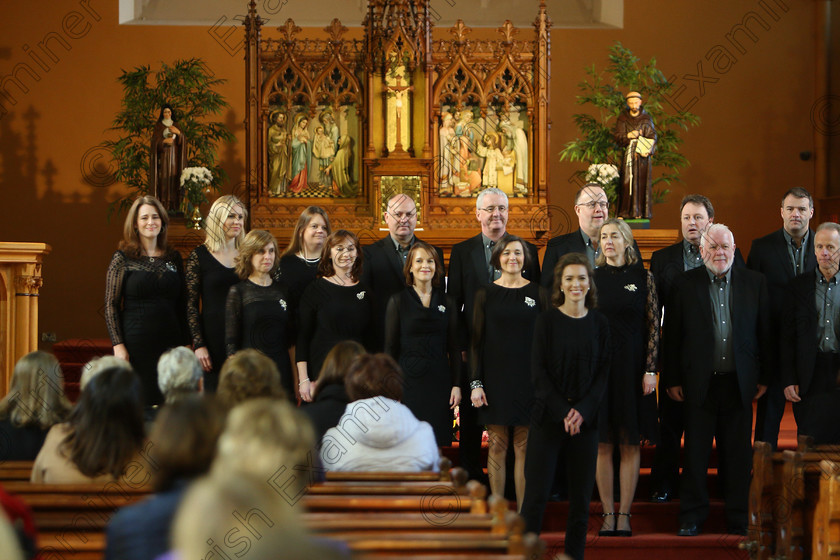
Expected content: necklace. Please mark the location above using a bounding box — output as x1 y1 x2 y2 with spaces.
297 251 320 264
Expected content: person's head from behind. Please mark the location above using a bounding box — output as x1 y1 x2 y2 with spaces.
214 398 315 497
344 353 404 402
81 355 131 390
217 349 286 410
148 396 225 492
315 341 366 396
0 351 71 429
64 365 145 479
157 346 204 404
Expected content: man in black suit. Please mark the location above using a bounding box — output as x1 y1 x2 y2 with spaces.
362 193 444 351
448 187 540 481
648 194 745 502
663 223 770 537
541 183 642 290
748 187 816 449
782 222 840 444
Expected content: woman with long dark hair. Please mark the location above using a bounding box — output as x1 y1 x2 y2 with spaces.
105 195 187 405
520 253 610 560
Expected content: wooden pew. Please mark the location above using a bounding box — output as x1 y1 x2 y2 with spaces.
811 460 840 560
745 439 840 560
0 460 34 482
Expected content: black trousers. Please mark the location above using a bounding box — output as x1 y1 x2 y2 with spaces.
680 374 751 529
754 375 785 450
793 352 840 445
521 416 598 560
650 392 684 495
459 370 485 483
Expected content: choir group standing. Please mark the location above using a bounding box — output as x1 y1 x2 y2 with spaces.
31 182 831 560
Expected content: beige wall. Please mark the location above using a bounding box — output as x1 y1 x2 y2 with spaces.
0 0 821 344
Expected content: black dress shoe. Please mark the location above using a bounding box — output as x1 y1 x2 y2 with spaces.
649 489 672 503
677 523 700 537
598 513 617 536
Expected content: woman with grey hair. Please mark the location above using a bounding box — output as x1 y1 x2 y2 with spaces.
157 346 204 404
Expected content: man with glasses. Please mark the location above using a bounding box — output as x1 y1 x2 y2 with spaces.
541 183 641 290
448 187 540 482
362 193 444 351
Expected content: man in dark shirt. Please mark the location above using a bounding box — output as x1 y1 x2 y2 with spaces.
782 222 840 444
748 187 816 448
362 193 443 351
663 223 770 537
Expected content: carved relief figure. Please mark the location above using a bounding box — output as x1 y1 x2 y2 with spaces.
499 115 529 194
267 110 290 195
288 114 311 194
476 132 504 189
311 125 336 187
150 105 187 212
438 112 456 192
327 135 355 197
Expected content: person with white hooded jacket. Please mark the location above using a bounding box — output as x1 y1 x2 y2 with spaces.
319 353 440 472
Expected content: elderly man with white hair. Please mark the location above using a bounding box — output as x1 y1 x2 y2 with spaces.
157 346 204 404
662 223 770 537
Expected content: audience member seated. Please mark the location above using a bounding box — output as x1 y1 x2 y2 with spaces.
302 340 366 441
105 396 224 560
319 353 439 472
170 475 348 560
30 365 145 484
0 351 72 461
0 483 37 559
214 397 318 490
216 349 287 411
81 355 131 390
157 346 204 404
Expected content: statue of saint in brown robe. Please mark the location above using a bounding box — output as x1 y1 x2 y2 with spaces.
150 105 187 213
613 92 656 219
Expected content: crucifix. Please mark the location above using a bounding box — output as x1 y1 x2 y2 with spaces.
386 74 413 157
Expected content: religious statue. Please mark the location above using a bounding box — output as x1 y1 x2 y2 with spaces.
267 110 290 195
311 125 336 187
476 132 504 189
499 115 529 194
150 104 187 212
288 113 311 193
613 91 657 219
438 112 456 191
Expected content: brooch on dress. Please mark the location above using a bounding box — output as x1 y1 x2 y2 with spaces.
165 262 177 273
524 296 536 307
438 305 446 313
624 284 638 292
279 299 287 310
357 291 366 300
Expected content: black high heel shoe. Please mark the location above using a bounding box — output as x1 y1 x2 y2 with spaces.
615 512 632 537
598 512 617 536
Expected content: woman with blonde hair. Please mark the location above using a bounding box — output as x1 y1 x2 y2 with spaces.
105 195 187 405
296 230 371 402
186 195 247 391
0 351 72 461
225 230 295 397
593 218 659 537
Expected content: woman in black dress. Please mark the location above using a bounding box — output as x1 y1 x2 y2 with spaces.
297 230 371 402
105 195 187 406
225 230 294 397
385 241 461 447
185 195 246 391
594 218 659 537
469 235 549 509
277 206 331 313
520 253 610 560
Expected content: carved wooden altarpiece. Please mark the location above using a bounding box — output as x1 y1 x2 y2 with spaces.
243 0 551 252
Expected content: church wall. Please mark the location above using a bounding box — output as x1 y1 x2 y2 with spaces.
0 0 819 346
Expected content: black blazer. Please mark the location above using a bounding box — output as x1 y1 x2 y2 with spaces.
747 228 816 317
361 235 444 351
780 272 820 395
540 228 642 290
662 265 770 410
448 233 540 339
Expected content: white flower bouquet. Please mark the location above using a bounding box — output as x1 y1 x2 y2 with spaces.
180 166 214 219
585 163 619 188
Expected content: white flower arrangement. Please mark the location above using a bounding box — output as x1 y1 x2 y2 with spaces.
180 166 216 223
180 166 214 187
585 163 619 188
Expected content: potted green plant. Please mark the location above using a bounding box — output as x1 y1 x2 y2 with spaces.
102 58 234 219
560 43 700 213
